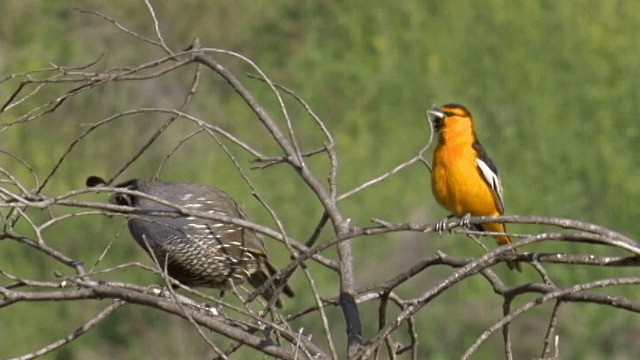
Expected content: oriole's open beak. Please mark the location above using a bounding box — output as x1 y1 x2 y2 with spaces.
426 107 445 131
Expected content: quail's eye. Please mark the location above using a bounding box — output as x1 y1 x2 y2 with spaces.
112 193 134 206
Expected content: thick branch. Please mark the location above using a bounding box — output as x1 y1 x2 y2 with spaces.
0 282 328 360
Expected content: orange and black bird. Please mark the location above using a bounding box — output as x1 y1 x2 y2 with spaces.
427 104 521 271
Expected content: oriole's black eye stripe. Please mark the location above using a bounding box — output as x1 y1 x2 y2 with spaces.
442 110 471 118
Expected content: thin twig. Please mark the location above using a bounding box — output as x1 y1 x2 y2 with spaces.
461 277 640 359
10 300 126 360
541 300 563 358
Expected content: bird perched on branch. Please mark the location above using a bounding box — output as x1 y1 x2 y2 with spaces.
87 176 294 307
427 104 521 271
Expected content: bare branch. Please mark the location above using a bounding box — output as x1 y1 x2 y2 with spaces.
541 300 563 359
73 8 163 48
462 277 640 359
11 301 126 360
2 4 638 359
143 0 173 54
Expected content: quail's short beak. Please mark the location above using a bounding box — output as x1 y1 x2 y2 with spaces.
426 107 445 131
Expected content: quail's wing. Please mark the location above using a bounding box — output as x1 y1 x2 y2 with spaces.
182 208 266 259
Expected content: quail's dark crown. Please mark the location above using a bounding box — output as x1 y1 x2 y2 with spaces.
110 179 236 212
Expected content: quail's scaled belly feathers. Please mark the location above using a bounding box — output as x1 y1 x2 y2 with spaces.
100 178 293 306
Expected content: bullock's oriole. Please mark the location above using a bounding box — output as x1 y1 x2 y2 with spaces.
428 104 521 271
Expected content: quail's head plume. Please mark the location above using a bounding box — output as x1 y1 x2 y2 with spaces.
87 176 294 307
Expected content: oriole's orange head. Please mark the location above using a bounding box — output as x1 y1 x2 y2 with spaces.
427 104 478 144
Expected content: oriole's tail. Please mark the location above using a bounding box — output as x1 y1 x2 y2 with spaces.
492 234 521 272
483 222 522 272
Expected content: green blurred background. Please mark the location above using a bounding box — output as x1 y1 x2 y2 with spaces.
1 1 639 359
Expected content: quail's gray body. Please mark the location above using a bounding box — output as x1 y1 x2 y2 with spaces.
107 178 293 306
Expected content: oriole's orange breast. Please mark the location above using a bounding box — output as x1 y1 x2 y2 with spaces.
431 144 501 218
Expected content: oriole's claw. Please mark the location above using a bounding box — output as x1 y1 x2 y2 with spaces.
435 219 447 234
460 213 472 228
460 213 471 228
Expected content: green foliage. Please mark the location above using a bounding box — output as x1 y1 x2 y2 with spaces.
1 1 639 358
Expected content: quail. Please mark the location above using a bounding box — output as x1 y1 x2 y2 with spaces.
87 176 294 307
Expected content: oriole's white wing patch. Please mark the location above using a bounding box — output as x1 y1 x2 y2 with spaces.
476 158 505 213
